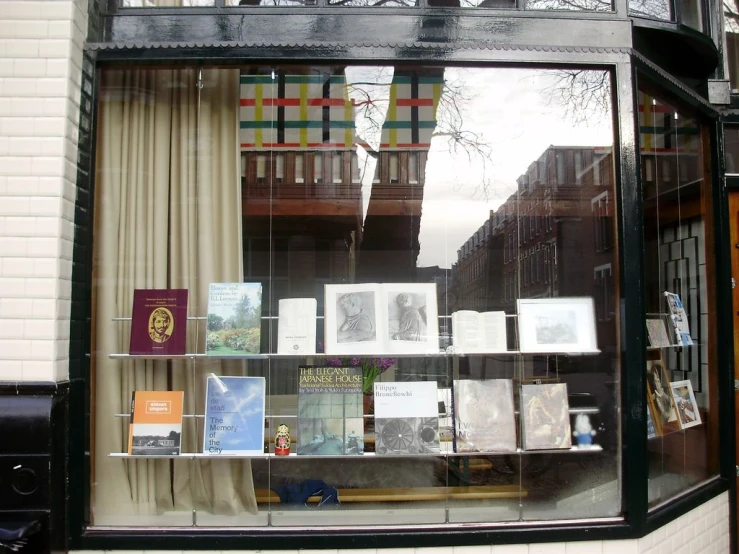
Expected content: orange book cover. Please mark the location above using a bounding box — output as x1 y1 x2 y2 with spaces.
129 391 184 456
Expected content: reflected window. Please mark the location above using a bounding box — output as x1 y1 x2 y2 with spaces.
296 154 305 183
628 0 672 20
639 87 719 508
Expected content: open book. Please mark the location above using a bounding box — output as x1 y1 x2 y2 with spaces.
324 283 439 355
451 310 507 353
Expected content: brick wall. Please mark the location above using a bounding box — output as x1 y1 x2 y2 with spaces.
0 0 87 382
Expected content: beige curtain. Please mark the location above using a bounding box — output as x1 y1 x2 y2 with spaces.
93 67 257 520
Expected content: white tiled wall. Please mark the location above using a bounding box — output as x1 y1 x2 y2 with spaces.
71 492 730 553
0 0 86 383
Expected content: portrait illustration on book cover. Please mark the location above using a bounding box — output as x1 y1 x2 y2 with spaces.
646 357 679 435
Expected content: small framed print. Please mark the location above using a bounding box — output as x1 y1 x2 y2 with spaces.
670 379 701 429
516 297 598 354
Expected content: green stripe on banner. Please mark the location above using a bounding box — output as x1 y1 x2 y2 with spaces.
418 76 445 85
382 120 437 129
240 76 275 84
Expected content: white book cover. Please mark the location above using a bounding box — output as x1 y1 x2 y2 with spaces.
454 379 516 452
277 298 317 355
451 310 507 353
374 381 440 455
670 379 701 429
202 375 266 456
324 283 439 355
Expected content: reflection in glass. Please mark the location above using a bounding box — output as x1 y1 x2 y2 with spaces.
121 0 215 5
525 0 611 10
678 0 703 29
725 127 739 173
225 0 316 5
628 0 672 19
726 1 739 90
639 89 718 508
92 65 620 527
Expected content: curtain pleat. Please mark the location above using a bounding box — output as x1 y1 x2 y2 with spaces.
93 67 255 521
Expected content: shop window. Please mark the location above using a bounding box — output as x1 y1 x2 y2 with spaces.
724 126 739 173
629 0 672 20
592 191 613 253
638 87 719 509
90 65 620 533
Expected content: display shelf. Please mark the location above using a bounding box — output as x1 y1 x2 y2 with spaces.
109 446 602 460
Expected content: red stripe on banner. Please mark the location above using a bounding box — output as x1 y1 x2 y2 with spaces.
307 98 347 107
383 143 432 148
395 98 435 107
241 98 346 107
240 143 351 149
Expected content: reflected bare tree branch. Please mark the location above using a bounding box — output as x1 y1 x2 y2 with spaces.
541 69 611 126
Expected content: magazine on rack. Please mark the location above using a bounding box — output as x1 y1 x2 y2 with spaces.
128 390 184 456
453 379 516 452
129 289 188 355
324 283 439 355
277 298 317 355
373 381 440 455
664 292 693 346
297 365 364 455
520 383 572 450
202 375 266 456
206 283 262 355
450 311 508 353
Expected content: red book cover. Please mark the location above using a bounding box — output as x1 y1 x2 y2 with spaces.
129 289 189 355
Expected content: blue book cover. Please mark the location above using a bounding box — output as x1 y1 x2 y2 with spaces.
203 375 266 456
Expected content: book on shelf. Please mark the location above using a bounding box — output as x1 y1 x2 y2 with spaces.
202 375 266 456
670 379 701 430
277 298 317 355
206 283 263 356
453 379 516 453
129 289 188 355
520 383 572 450
646 404 657 439
450 310 507 353
128 390 184 456
373 381 440 455
646 318 671 348
323 283 439 355
646 357 680 436
297 365 364 455
664 291 693 347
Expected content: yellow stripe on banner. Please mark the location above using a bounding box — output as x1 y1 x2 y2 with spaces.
300 82 308 148
432 83 442 116
388 83 397 148
643 92 652 152
344 93 352 148
255 83 263 148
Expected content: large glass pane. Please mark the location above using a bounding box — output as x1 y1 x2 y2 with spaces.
120 0 215 6
726 2 739 92
638 87 719 508
91 65 620 529
525 0 611 11
629 0 673 21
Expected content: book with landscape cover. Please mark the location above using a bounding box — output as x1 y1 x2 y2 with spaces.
203 375 266 456
324 283 439 356
297 365 364 455
206 283 263 355
129 289 188 355
451 310 507 353
277 298 317 355
453 379 516 452
373 381 440 455
520 383 572 450
128 390 184 456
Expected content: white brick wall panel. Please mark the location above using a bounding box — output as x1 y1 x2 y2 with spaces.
37 176 61 196
25 278 58 300
60 218 73 241
31 156 64 176
0 276 26 296
1 117 36 136
0 339 32 359
29 338 56 360
26 237 58 257
0 236 28 256
55 318 69 340
12 58 46 77
64 157 78 181
0 157 32 176
61 196 74 221
0 59 12 76
1 77 37 96
8 20 49 40
1 257 32 277
47 20 72 40
56 298 70 319
7 176 39 196
36 77 71 98
34 257 59 278
23 318 55 339
61 178 76 202
30 298 54 319
10 98 43 116
0 136 7 155
41 98 67 117
0 196 30 215
0 1 43 19
4 38 40 58
59 235 72 259
0 97 11 116
0 361 23 381
40 2 75 19
1 298 33 319
0 39 7 57
46 58 70 78
4 215 37 236
35 116 67 136
21 360 55 382
38 39 72 59
58 276 71 299
0 318 25 338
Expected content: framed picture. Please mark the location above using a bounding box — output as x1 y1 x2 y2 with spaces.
516 297 598 354
324 283 439 356
670 379 701 429
646 355 680 436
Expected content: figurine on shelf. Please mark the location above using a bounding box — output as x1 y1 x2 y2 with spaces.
275 424 291 455
572 414 596 448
